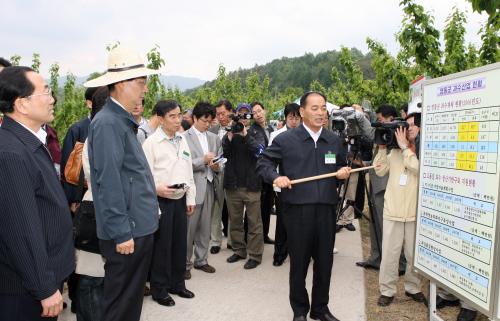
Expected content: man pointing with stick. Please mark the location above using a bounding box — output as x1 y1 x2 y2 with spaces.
257 91 350 321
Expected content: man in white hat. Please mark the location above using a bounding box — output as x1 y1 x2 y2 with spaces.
84 46 160 321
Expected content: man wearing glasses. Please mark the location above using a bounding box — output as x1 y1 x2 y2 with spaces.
0 66 74 320
84 46 160 321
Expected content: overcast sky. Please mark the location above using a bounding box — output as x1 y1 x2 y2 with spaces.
1 0 488 81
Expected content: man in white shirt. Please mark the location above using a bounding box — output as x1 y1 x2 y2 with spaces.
184 102 221 279
142 100 196 307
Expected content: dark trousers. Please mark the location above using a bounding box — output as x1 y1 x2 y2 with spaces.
0 294 57 321
100 234 154 321
284 203 336 317
222 200 229 237
150 197 187 300
273 192 288 261
260 183 274 238
76 275 104 321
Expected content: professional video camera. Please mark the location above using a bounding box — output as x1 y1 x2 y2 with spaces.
226 113 253 133
330 108 364 138
372 120 409 149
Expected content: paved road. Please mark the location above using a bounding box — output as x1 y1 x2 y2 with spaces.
60 217 366 321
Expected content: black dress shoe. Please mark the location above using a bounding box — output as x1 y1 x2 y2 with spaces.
345 223 356 231
210 246 221 254
243 259 260 269
398 270 406 276
405 291 428 306
169 288 195 299
355 261 379 270
273 258 285 266
227 253 245 263
457 308 477 321
377 295 394 306
264 236 275 244
435 295 460 309
310 311 340 321
293 315 307 321
154 294 176 306
335 224 343 232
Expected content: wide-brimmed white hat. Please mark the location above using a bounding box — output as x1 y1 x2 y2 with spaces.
84 45 159 88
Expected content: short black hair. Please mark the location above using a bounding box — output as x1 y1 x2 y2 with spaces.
181 119 191 131
192 101 215 120
251 101 264 109
215 99 233 112
299 91 327 108
91 87 109 120
85 87 99 101
406 112 421 127
0 58 12 68
339 103 351 109
155 100 180 117
375 104 398 119
0 66 35 114
284 103 300 118
401 103 408 113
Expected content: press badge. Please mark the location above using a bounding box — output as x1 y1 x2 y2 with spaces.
181 150 190 161
325 152 336 164
399 173 408 186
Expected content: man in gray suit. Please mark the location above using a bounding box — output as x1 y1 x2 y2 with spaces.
185 102 222 278
208 100 233 253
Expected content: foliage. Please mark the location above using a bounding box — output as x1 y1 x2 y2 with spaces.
9 55 21 66
52 73 86 140
443 8 468 74
144 45 166 116
49 63 60 99
31 53 41 73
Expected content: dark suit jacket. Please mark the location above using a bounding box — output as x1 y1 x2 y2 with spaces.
257 124 347 205
0 116 74 300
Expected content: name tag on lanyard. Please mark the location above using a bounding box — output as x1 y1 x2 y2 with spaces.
325 152 336 164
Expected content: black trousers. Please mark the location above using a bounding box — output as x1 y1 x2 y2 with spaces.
260 183 274 238
100 234 154 321
273 192 288 261
0 289 62 321
283 203 336 317
150 197 187 300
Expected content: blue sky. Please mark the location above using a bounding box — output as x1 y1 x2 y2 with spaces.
1 0 488 80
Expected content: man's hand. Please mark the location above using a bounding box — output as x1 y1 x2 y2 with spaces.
41 290 64 317
395 127 409 150
203 152 215 164
186 205 195 216
236 126 247 137
336 167 351 180
116 238 134 255
273 176 292 189
70 202 80 214
208 160 220 171
157 184 176 198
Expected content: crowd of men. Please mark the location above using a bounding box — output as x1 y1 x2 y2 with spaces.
0 46 478 321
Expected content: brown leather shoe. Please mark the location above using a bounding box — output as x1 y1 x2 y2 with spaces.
377 295 394 307
194 264 216 273
405 291 428 306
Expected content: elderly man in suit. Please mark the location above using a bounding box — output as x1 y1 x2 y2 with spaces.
84 46 160 321
184 102 222 279
0 66 75 320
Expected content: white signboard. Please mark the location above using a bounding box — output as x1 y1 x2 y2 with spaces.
414 62 500 317
408 75 426 114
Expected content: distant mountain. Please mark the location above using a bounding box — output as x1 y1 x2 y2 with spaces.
188 48 374 93
57 74 206 91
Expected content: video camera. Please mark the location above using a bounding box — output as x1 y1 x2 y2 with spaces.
372 120 409 149
226 113 253 133
330 108 364 138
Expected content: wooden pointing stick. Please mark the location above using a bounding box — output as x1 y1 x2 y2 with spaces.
273 165 376 188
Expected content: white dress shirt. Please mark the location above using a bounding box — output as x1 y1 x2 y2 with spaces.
302 123 322 147
193 126 214 182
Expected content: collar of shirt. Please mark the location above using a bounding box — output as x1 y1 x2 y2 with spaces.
18 121 47 144
110 97 129 113
302 123 322 143
158 126 182 142
192 126 207 138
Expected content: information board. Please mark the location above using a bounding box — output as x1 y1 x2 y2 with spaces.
414 62 500 317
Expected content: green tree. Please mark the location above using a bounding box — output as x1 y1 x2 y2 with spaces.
465 43 480 69
443 8 467 74
52 73 86 139
144 45 166 116
49 63 60 99
31 53 41 73
9 55 21 66
397 0 442 77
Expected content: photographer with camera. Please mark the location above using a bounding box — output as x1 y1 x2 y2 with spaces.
223 103 265 270
374 112 425 307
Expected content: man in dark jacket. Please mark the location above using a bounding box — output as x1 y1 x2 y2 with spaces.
85 46 159 321
249 101 275 244
0 66 75 320
223 103 265 269
257 92 350 321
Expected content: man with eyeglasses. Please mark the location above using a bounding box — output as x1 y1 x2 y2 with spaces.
0 66 74 320
84 46 160 321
